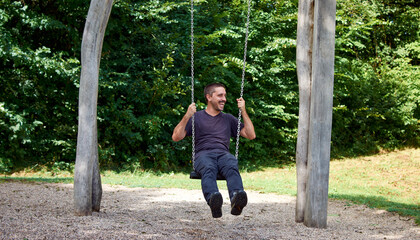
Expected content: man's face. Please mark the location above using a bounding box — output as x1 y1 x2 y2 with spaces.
207 87 227 112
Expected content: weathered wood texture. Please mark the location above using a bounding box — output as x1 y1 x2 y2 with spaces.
91 129 102 212
295 0 314 223
74 0 113 216
303 0 336 228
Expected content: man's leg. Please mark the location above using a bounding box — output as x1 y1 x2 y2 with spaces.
218 152 247 215
217 152 243 199
194 151 223 218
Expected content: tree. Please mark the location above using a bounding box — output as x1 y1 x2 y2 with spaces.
74 0 113 216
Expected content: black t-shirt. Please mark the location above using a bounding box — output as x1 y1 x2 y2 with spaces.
186 110 244 156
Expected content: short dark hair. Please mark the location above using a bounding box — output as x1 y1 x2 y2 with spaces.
204 83 226 103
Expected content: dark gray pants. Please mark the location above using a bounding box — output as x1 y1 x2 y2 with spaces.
194 150 244 203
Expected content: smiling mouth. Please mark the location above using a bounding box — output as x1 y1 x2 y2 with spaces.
218 102 225 109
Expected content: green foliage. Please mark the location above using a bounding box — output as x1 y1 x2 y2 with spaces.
0 0 419 172
333 0 420 156
0 0 86 169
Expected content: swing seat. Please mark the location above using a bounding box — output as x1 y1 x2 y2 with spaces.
189 171 226 180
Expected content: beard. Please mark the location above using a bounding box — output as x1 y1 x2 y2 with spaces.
211 100 225 112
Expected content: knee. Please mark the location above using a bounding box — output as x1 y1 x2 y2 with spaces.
195 160 216 172
202 167 218 177
200 168 219 182
221 164 240 176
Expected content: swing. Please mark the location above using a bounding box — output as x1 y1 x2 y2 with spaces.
189 0 251 180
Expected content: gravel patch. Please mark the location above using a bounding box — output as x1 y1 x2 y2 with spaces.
0 181 418 239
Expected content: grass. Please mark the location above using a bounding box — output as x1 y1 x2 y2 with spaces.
328 148 420 224
2 148 419 224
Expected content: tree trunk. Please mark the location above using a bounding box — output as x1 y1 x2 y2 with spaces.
303 0 336 228
295 0 314 223
74 0 113 216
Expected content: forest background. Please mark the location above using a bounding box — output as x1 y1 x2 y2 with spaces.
0 0 419 173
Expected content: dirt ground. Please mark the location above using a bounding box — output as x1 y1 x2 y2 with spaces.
0 181 418 240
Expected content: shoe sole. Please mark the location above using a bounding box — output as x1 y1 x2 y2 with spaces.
231 191 247 216
209 192 223 218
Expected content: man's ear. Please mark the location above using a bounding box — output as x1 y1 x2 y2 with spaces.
205 93 211 103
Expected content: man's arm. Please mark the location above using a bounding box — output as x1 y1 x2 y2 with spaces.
237 98 256 140
172 103 196 142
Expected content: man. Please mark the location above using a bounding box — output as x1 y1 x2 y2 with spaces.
172 83 256 218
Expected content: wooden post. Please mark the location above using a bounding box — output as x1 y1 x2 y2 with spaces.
295 0 314 223
74 0 113 216
91 128 102 212
303 0 336 228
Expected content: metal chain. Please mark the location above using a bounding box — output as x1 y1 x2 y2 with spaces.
191 0 196 169
235 0 251 160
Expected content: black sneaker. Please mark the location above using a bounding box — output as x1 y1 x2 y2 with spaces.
231 190 247 216
209 192 223 218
